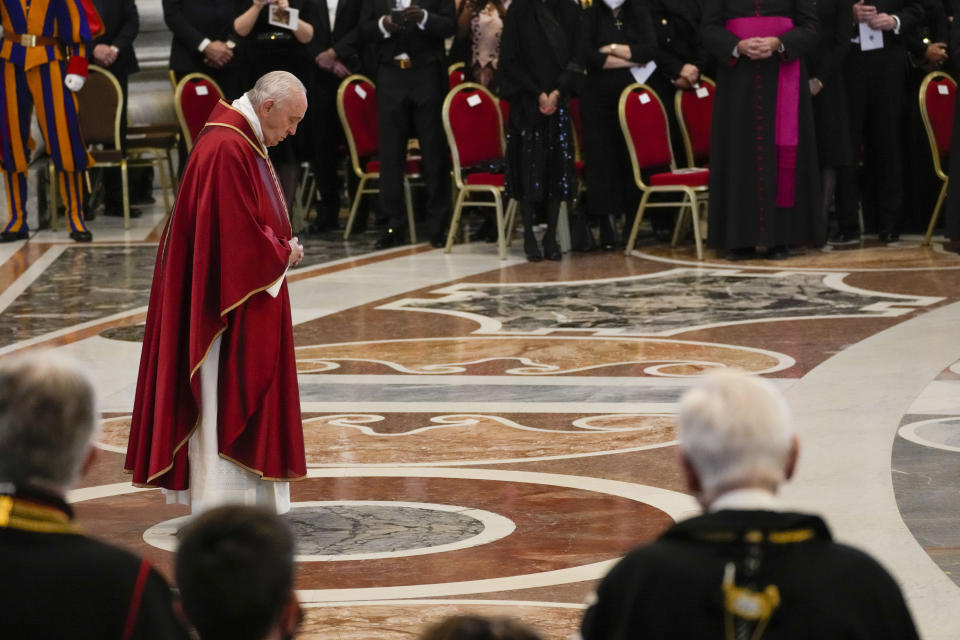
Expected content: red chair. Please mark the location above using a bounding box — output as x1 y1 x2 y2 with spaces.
619 83 709 259
449 62 467 89
174 73 224 152
675 75 715 168
569 96 587 182
919 71 955 245
336 74 420 241
442 82 518 259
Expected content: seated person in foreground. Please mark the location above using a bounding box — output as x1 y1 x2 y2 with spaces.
419 614 545 640
0 352 189 639
176 505 302 640
579 368 919 640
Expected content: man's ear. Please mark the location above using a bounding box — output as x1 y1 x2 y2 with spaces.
262 97 277 113
679 448 701 494
785 435 799 481
279 592 302 640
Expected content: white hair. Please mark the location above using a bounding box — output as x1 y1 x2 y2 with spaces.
677 368 794 502
0 351 99 492
246 71 306 109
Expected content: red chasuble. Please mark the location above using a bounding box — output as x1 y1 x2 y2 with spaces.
125 101 306 490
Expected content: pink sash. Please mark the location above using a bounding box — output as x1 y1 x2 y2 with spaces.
726 16 799 208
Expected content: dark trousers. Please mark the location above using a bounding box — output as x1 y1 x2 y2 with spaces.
310 72 345 224
375 63 450 234
837 46 907 234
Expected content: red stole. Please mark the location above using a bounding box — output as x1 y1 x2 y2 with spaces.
726 17 799 208
125 101 306 490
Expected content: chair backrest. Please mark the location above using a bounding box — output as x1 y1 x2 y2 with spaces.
675 75 715 168
919 70 956 180
174 73 225 152
618 83 675 188
449 62 466 89
337 74 378 178
77 64 122 149
442 83 505 188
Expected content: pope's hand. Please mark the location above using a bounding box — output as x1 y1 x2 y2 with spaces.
289 237 304 267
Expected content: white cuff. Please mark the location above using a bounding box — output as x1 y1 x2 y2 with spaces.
893 15 901 34
732 44 740 58
417 10 428 29
266 271 287 298
378 15 391 38
198 37 211 52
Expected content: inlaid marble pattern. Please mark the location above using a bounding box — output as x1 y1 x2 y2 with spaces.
382 268 944 336
4 210 960 640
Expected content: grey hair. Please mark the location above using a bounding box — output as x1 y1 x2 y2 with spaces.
0 352 99 492
677 368 794 503
246 71 306 109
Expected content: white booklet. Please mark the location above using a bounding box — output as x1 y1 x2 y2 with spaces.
630 60 657 85
269 4 300 30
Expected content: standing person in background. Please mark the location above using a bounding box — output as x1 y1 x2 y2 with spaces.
701 0 824 260
163 0 243 99
91 0 141 220
498 0 583 262
126 72 308 516
450 0 510 90
357 0 455 249
307 0 365 234
0 0 102 243
580 0 657 250
806 0 854 236
234 0 316 216
831 0 924 244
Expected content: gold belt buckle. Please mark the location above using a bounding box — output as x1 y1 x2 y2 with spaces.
399 58 412 70
20 34 37 47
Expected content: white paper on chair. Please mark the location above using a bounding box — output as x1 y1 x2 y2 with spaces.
355 84 367 99
638 92 651 104
195 85 209 96
858 23 882 51
629 60 657 85
269 5 299 30
696 85 709 98
939 84 950 95
466 93 482 107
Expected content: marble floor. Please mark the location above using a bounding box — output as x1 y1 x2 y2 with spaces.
5 193 960 639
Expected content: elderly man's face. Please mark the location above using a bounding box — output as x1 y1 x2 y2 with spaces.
258 92 308 147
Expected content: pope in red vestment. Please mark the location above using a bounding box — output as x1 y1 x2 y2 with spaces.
125 75 308 502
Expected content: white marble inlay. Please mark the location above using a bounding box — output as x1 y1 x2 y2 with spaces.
142 500 516 561
898 418 960 453
905 381 960 415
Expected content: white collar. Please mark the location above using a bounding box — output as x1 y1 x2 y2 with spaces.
708 488 782 513
232 94 265 146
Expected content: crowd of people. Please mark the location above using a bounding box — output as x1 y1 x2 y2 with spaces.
1 351 921 638
3 0 958 258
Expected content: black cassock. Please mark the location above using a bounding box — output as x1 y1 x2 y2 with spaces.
702 0 825 251
580 510 920 640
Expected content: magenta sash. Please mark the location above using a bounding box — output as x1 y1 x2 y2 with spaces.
726 16 799 208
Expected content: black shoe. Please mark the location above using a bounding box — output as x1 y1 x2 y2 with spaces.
0 228 29 242
430 231 446 248
374 228 403 249
599 217 618 251
544 243 562 261
878 231 900 243
726 247 757 261
104 206 141 219
829 229 860 245
132 193 156 205
767 245 789 260
70 230 93 242
653 227 673 243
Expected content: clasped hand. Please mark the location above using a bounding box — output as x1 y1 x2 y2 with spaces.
736 36 780 60
538 90 560 115
383 5 426 32
852 0 897 30
288 237 304 268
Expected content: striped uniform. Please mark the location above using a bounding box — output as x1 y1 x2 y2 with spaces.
0 0 97 235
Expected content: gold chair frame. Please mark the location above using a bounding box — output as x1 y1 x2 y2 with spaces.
918 70 955 246
674 75 716 169
174 72 225 153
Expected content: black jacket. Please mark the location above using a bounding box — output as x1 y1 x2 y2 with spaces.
358 0 456 68
162 0 241 74
91 0 140 77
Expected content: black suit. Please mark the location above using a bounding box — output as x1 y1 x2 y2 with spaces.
835 0 925 239
358 0 455 238
91 0 139 213
162 0 242 99
309 0 366 229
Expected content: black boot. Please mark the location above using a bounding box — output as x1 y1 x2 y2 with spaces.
521 202 542 262
542 200 562 261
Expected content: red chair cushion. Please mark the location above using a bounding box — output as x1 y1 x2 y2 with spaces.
678 82 714 164
342 78 379 158
180 77 223 143
447 87 503 168
924 75 956 157
365 157 423 175
449 68 466 89
621 87 673 170
465 172 505 186
649 168 709 187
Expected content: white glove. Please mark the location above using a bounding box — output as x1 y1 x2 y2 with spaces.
64 73 86 92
